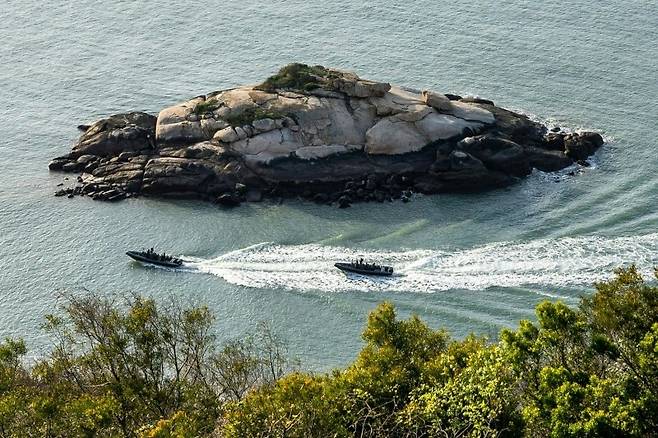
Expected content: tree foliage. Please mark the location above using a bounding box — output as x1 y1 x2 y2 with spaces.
1 267 657 437
0 292 292 437
225 266 658 437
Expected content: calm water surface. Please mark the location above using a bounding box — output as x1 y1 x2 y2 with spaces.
1 1 657 369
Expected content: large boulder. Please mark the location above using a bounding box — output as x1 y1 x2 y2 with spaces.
421 90 452 112
416 150 512 193
564 132 604 160
525 147 574 172
365 117 429 155
142 158 219 195
156 97 213 144
329 70 391 97
457 135 531 177
70 112 156 158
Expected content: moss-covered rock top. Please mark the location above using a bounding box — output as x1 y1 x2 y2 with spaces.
255 63 342 92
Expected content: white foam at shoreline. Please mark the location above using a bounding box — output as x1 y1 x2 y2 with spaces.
177 234 658 293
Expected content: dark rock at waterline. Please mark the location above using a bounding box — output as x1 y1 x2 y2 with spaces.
444 93 462 101
525 147 574 172
61 162 82 172
48 158 68 170
312 193 330 204
457 135 531 177
48 64 605 207
544 132 566 151
216 193 241 207
245 189 263 202
564 132 604 161
338 195 352 208
69 112 157 159
460 96 495 106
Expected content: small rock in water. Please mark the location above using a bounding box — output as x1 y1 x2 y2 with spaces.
337 195 351 208
216 193 241 207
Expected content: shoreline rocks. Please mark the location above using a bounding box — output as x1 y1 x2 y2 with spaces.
49 63 604 207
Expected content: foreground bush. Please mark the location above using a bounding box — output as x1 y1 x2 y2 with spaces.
224 267 658 437
1 267 657 436
0 293 291 437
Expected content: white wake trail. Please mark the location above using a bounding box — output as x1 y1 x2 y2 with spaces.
181 234 658 293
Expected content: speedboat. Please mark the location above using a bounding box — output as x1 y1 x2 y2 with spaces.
126 249 183 268
335 261 393 276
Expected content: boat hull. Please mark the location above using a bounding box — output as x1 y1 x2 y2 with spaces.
126 251 183 268
334 262 393 276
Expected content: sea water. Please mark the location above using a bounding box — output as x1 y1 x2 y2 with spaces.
1 0 657 369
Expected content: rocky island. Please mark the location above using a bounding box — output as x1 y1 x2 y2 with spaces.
49 64 603 207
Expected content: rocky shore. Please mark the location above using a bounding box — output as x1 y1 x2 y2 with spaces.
49 64 603 207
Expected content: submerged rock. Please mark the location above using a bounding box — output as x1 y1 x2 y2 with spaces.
49 63 604 207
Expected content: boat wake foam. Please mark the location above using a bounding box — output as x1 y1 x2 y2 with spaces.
180 234 658 294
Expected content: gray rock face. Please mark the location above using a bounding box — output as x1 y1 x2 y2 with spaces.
422 90 452 112
69 112 156 158
49 64 604 206
457 135 531 177
564 132 605 160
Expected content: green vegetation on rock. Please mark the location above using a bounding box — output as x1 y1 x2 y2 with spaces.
224 107 286 127
193 99 287 126
193 99 220 115
256 63 340 92
1 266 657 436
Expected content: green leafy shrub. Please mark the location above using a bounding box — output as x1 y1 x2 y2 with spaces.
256 63 340 92
1 267 658 436
0 293 292 437
224 267 658 437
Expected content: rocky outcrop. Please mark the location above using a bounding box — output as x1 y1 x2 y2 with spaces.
49 63 604 207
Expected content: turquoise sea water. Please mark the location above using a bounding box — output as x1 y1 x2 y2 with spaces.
1 1 657 369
